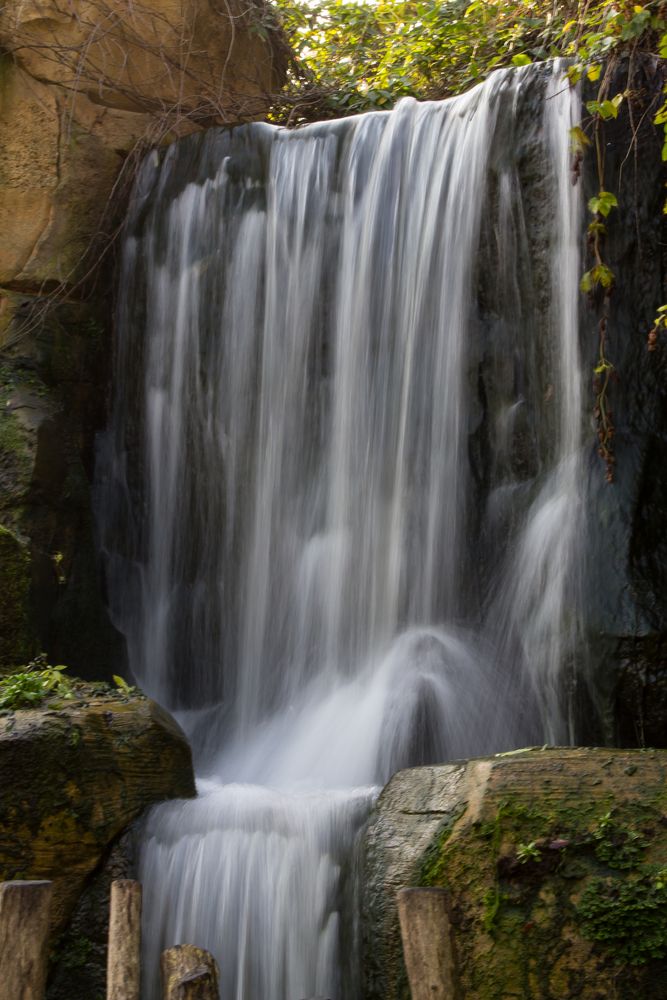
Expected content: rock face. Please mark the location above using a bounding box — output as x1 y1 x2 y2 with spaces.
0 692 195 937
576 61 667 744
0 0 285 288
46 828 138 1000
0 525 33 668
0 356 125 676
362 748 667 1000
0 0 286 677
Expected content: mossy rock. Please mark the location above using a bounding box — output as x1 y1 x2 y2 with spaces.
362 747 667 1000
0 692 195 936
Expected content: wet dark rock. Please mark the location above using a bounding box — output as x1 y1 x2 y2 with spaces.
576 59 667 743
0 298 126 680
46 827 137 1000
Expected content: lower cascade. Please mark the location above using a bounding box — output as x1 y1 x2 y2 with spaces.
98 62 584 998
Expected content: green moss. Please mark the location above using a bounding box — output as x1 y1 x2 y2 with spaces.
590 810 648 869
412 761 667 999
577 868 667 964
51 931 94 970
418 804 467 886
0 404 31 492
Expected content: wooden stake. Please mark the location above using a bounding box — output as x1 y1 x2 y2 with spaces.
0 880 52 1000
397 887 460 1000
107 879 142 1000
161 944 220 999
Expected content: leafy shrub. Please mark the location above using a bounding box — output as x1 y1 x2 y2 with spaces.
0 654 72 710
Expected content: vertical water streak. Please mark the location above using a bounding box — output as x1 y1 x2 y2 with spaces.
487 70 584 744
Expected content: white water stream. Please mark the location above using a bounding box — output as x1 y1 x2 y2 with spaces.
98 64 583 999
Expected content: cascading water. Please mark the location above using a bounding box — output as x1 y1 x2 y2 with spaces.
97 63 584 999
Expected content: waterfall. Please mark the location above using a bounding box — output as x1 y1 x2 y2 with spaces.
97 63 583 999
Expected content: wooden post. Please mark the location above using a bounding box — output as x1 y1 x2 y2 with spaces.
107 879 142 1000
397 887 460 1000
161 944 220 1000
0 879 52 1000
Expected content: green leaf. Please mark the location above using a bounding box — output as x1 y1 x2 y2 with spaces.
580 270 593 293
511 53 532 66
592 263 615 288
587 63 602 82
569 125 591 152
589 190 618 218
598 99 620 120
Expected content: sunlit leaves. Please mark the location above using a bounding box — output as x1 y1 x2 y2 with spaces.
569 125 592 153
589 190 619 217
580 263 615 293
586 94 624 119
273 0 666 121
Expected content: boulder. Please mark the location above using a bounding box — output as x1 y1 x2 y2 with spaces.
0 691 195 936
362 747 667 1000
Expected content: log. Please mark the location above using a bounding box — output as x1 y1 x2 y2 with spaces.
0 879 52 1000
107 879 142 1000
397 887 460 1000
161 944 220 1000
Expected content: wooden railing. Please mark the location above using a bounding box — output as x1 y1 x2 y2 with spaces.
0 879 454 999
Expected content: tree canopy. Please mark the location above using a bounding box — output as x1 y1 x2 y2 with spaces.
271 0 666 120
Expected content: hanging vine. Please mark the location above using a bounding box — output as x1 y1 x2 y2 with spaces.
565 3 666 482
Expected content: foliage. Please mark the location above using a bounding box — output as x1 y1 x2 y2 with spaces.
113 674 136 695
0 658 140 711
649 303 667 350
272 1 666 483
566 4 666 481
516 840 541 863
273 0 666 120
0 654 72 710
590 809 648 869
577 867 667 964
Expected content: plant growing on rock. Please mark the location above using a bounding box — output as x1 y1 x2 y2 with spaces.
577 867 667 963
0 653 72 709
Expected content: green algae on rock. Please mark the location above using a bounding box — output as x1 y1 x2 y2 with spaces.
0 690 195 937
362 747 667 1000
